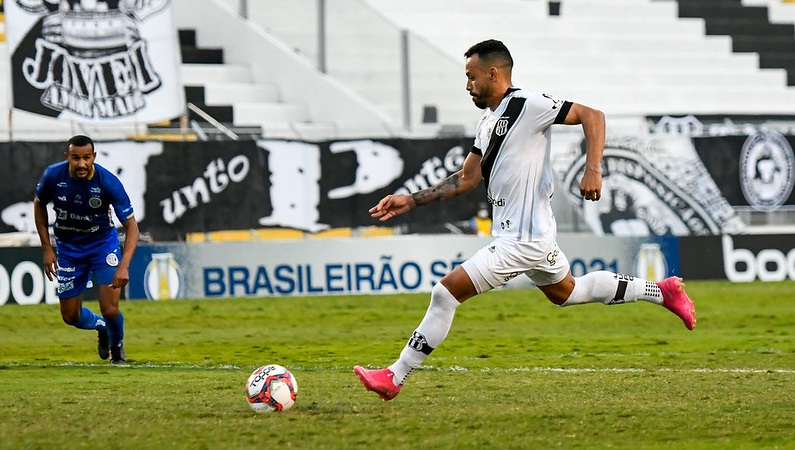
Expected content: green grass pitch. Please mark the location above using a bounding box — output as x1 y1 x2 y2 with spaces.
1 280 794 449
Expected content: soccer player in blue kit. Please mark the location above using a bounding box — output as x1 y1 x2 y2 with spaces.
34 135 139 365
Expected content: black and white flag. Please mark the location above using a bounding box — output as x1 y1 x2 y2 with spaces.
5 0 184 123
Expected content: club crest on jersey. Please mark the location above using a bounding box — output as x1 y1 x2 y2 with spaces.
106 253 119 267
89 197 102 208
495 118 509 136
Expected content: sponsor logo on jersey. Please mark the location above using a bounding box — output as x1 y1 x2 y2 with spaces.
487 194 505 207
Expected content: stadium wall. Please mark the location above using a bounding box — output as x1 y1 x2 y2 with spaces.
3 231 795 305
0 233 678 304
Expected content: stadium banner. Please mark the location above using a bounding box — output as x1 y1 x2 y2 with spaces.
641 116 795 212
679 234 795 282
0 246 58 305
0 140 165 233
1 135 790 241
123 234 679 300
552 134 747 237
4 233 668 304
0 138 483 240
4 0 184 123
690 132 795 212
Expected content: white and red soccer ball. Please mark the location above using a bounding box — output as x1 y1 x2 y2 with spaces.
245 364 298 413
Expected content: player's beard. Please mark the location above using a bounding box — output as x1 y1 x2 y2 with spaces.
72 166 90 180
471 94 488 109
470 85 492 110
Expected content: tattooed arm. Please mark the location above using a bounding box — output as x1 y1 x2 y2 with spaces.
369 152 483 222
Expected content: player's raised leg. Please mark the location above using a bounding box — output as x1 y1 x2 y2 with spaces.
540 271 696 330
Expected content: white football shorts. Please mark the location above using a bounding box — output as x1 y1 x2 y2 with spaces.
461 237 570 293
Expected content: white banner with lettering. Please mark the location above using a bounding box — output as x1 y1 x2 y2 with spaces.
5 0 184 123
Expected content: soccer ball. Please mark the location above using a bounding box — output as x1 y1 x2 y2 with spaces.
245 364 298 413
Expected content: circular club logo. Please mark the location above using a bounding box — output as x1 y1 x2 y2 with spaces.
105 252 119 267
143 253 184 300
740 131 795 211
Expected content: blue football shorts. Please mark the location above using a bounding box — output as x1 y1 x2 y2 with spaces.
56 239 121 300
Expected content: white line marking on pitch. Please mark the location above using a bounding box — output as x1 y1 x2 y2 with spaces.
2 362 794 374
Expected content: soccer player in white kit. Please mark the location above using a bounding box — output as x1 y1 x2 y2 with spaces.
354 39 696 401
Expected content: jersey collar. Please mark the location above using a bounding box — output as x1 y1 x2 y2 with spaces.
503 87 520 98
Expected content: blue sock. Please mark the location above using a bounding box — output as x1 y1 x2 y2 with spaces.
73 307 107 331
105 311 124 347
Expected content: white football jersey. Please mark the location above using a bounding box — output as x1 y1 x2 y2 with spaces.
472 88 571 242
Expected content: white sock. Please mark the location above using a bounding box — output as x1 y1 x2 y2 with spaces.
561 271 663 307
388 283 460 385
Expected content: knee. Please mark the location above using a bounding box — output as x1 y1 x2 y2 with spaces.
61 311 80 326
99 304 119 319
430 282 461 310
546 294 568 306
538 274 576 306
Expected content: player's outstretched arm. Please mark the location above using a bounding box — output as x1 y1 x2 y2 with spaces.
369 152 483 222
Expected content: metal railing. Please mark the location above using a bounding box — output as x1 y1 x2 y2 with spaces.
186 102 239 141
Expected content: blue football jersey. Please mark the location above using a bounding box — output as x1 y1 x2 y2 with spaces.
35 162 135 253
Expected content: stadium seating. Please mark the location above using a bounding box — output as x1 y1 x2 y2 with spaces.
677 0 795 85
361 0 795 134
2 0 795 140
173 0 397 141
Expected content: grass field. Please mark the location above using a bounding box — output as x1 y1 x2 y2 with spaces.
1 280 794 449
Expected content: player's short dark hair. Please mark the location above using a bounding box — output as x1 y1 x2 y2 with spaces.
464 39 513 69
67 135 95 152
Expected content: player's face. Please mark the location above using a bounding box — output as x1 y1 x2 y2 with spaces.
66 144 96 180
465 55 494 110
